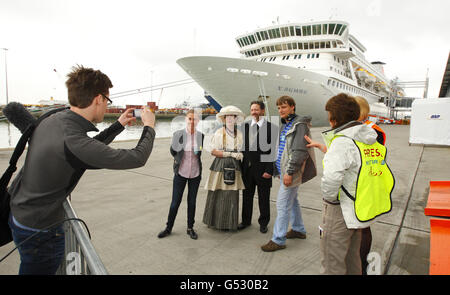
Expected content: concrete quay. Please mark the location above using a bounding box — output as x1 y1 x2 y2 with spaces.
1 125 449 275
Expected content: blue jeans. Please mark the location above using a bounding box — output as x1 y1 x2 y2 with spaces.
8 214 65 275
271 181 306 245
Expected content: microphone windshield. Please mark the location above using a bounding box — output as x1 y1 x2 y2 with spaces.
3 102 37 134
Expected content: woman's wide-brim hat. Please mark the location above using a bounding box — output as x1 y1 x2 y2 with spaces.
216 105 245 124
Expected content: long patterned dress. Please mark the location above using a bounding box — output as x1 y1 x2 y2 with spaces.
202 127 245 230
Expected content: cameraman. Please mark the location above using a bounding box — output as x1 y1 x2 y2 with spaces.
7 65 156 275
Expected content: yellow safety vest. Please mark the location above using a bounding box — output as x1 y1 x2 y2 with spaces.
331 135 395 222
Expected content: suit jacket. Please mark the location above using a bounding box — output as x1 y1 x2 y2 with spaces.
170 129 204 176
241 119 277 187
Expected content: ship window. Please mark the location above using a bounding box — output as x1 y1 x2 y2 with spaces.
329 23 336 34
332 81 336 87
275 44 282 51
294 55 297 59
317 53 320 58
315 42 320 49
292 42 297 49
273 57 277 61
323 24 328 34
268 30 274 39
282 56 285 60
309 42 314 49
286 55 290 60
287 43 292 50
270 45 275 51
295 26 302 36
302 26 311 36
313 24 321 35
304 43 309 49
307 54 310 59
332 41 337 48
290 26 295 36
328 79 331 85
298 43 303 49
298 54 302 59
281 27 289 37
282 43 287 50
320 42 325 48
339 25 347 35
261 47 266 54
335 24 342 35
326 41 331 48
274 28 281 38
256 32 262 42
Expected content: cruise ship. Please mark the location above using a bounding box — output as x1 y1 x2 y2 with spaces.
177 20 405 126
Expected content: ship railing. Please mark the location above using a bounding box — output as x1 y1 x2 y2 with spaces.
56 198 108 275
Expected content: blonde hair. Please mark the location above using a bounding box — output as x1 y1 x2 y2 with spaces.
354 96 370 121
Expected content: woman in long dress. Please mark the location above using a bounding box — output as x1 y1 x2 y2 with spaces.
203 106 246 231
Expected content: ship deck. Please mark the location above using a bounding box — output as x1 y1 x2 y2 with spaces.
1 125 449 275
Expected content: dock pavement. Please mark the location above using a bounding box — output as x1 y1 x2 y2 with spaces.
1 125 449 275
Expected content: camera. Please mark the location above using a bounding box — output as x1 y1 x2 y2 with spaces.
133 109 142 118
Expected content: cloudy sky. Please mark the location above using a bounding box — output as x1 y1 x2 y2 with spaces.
0 0 449 107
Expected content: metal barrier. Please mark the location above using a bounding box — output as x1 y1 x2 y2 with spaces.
56 198 108 275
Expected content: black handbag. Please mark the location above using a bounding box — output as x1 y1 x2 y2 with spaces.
223 163 236 185
0 107 67 247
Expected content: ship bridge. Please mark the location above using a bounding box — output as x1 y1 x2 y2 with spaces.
235 21 354 59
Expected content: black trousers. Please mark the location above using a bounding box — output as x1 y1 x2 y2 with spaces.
241 172 271 227
166 173 201 230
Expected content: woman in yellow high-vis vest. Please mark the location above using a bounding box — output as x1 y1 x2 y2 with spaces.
310 94 394 275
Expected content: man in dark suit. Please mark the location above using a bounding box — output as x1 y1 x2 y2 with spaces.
239 101 277 233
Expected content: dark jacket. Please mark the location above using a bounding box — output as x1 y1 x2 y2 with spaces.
241 119 277 187
170 129 204 176
9 109 155 229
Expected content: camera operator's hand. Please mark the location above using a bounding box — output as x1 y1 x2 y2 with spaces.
118 108 136 127
141 107 156 128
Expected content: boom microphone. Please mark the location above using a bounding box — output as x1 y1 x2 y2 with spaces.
3 102 37 134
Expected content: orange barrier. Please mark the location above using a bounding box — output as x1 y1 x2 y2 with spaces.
429 218 450 275
424 181 450 217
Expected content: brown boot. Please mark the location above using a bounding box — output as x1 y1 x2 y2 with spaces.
286 229 306 239
261 240 286 252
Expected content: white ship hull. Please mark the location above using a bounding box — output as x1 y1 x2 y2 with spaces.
177 56 390 127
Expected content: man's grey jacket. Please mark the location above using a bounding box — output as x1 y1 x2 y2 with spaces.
274 114 317 187
8 109 155 229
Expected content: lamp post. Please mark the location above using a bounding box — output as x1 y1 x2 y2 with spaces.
150 69 154 102
1 48 8 105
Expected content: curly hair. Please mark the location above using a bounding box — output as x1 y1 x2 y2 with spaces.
325 93 360 128
65 65 113 108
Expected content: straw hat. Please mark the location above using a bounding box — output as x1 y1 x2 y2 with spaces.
216 105 245 124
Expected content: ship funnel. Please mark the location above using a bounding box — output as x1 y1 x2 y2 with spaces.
371 61 386 75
